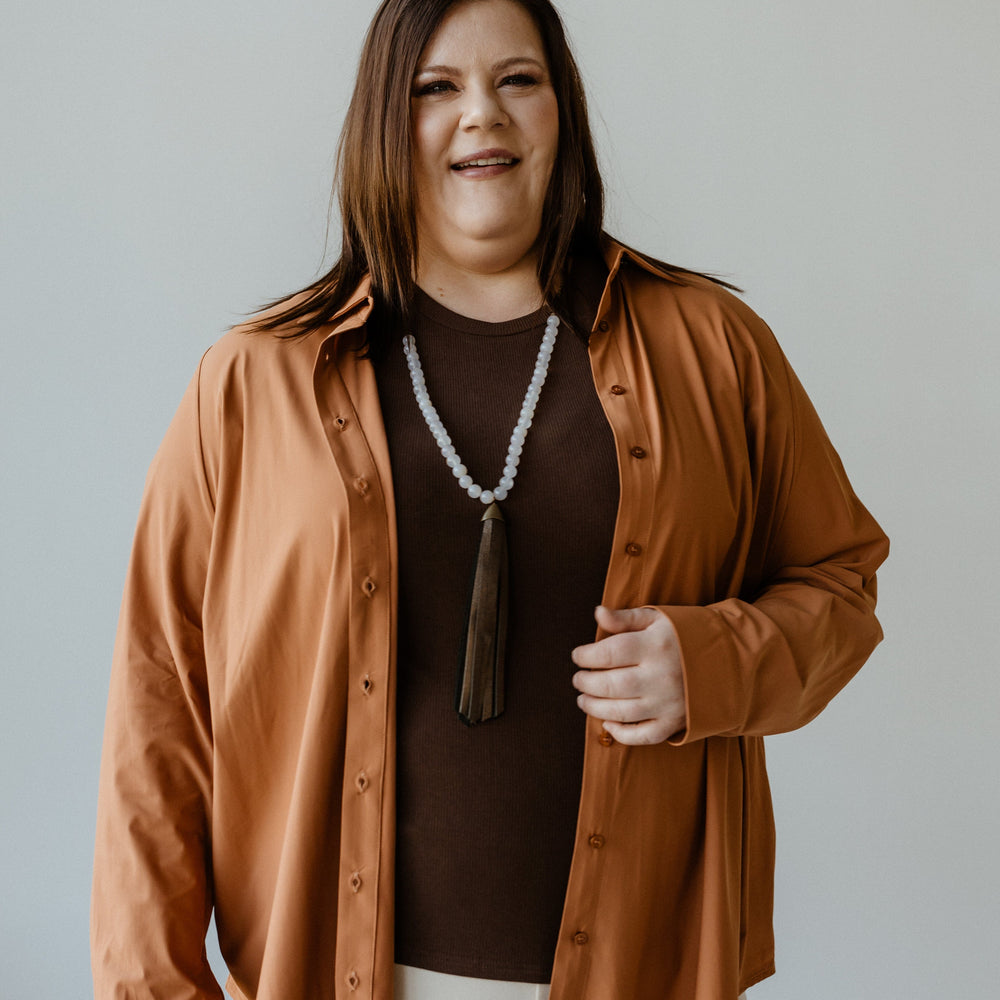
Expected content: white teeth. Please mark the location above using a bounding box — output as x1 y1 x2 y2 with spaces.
455 156 515 169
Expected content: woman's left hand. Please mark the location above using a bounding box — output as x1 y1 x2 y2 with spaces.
570 606 687 745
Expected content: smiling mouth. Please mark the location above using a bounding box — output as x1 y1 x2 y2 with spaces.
451 156 519 170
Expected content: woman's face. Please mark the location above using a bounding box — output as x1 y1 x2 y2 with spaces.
410 0 559 276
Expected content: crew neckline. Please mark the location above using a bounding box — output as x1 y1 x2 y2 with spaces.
415 288 548 338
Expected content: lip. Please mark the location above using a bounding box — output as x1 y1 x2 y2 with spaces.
450 147 520 173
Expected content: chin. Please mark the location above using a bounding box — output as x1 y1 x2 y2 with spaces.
463 228 540 263
456 214 542 248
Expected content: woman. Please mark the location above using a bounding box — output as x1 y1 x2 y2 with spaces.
91 1 888 999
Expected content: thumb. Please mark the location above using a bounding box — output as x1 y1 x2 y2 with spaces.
594 605 662 635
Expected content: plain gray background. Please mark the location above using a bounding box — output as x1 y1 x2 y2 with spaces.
2 1 997 997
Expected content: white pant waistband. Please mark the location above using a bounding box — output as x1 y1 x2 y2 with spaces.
394 964 551 1000
393 963 748 999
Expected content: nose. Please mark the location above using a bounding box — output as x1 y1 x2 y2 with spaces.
460 83 509 131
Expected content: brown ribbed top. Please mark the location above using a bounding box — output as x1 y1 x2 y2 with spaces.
374 288 619 983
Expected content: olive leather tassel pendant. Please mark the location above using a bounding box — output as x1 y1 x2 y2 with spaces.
456 502 508 725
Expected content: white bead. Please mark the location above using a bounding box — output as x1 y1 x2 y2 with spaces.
403 315 558 506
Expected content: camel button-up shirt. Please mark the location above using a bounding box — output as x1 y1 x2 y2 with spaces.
92 241 888 1000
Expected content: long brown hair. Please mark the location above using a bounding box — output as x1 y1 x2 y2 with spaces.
248 0 604 348
249 0 737 348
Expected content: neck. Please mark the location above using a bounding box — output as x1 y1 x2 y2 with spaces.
415 249 544 322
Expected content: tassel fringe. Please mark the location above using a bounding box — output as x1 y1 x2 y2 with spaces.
456 502 508 725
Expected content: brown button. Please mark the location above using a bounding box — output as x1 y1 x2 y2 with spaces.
625 542 643 557
610 384 627 396
598 730 615 747
573 931 590 946
355 772 369 793
361 674 373 695
349 871 362 893
597 320 610 333
588 834 606 849
354 477 369 495
346 970 360 991
362 577 377 596
629 446 647 459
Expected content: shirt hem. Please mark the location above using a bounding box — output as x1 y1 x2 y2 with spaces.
740 958 776 992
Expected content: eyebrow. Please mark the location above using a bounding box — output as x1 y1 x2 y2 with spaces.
414 56 546 77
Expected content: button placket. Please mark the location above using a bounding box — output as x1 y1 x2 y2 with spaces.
318 350 392 999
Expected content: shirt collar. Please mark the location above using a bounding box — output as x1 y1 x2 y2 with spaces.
326 275 375 333
592 236 686 332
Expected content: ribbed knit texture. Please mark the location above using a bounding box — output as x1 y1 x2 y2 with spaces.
374 288 619 983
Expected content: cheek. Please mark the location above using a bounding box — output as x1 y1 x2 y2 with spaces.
411 114 447 185
532 100 560 173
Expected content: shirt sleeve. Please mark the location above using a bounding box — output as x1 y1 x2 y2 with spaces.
659 312 889 744
91 353 224 998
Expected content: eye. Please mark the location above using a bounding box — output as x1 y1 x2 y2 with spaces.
500 73 538 88
413 79 457 97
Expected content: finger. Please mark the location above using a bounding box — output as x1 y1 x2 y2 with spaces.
572 663 647 699
575 692 651 725
593 605 662 635
571 630 648 671
601 717 681 747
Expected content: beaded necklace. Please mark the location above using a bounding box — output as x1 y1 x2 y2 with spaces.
402 312 560 724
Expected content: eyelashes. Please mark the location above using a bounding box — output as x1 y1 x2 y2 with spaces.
500 73 539 88
414 80 457 97
413 74 541 98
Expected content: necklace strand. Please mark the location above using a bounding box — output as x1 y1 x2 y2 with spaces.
403 313 560 504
